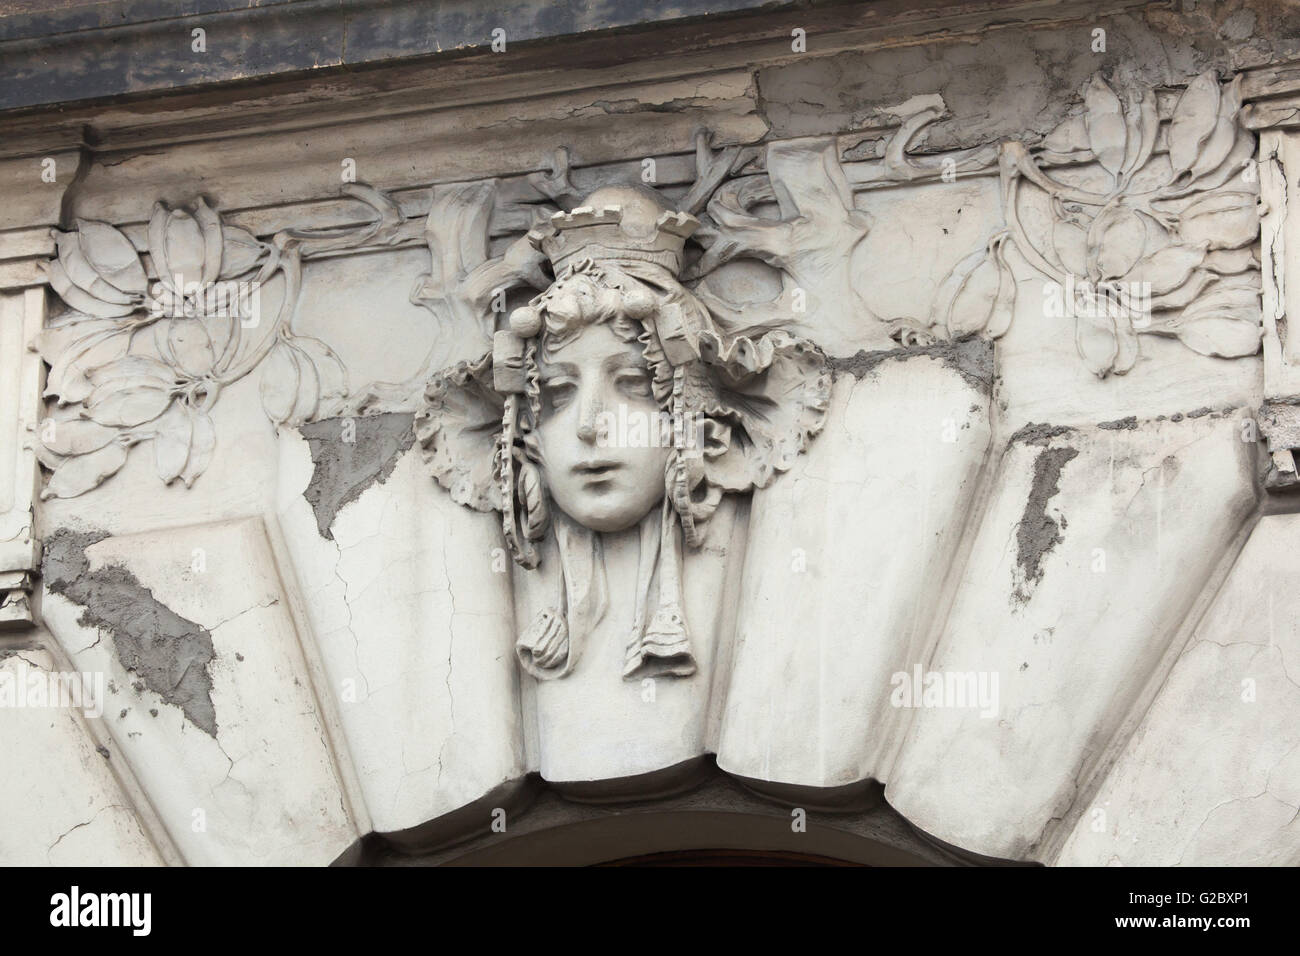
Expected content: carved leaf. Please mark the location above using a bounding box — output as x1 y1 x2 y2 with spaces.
260 340 302 425
1122 89 1158 180
88 355 176 388
218 225 266 279
75 219 148 295
43 326 132 405
193 199 224 285
1075 309 1118 377
289 344 320 425
1150 270 1218 312
85 382 174 427
43 259 137 318
1168 72 1221 178
1122 242 1208 295
1186 127 1256 193
55 231 133 305
1091 206 1146 280
1084 75 1127 178
1052 219 1089 277
1189 75 1242 181
162 317 216 378
1179 191 1258 250
293 335 349 418
1203 248 1258 276
944 251 1000 336
152 401 193 484
1176 316 1261 357
166 209 206 288
181 408 216 487
38 418 118 456
1112 311 1139 374
1172 283 1261 357
147 203 173 288
937 239 1017 339
984 240 1018 339
41 441 129 500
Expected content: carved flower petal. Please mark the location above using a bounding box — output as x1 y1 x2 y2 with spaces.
163 209 206 290
40 441 129 500
1179 191 1259 251
1171 282 1261 357
1112 313 1139 374
293 335 349 418
1123 242 1208 295
38 418 119 457
166 316 216 379
1084 74 1127 178
218 225 267 279
88 355 177 388
946 253 1000 336
181 407 216 488
75 219 148 295
147 203 173 291
56 230 127 303
42 325 133 405
192 198 224 285
1122 89 1158 180
1075 309 1118 378
1176 315 1261 357
1189 75 1242 182
85 383 174 428
153 401 194 484
1091 207 1146 280
42 259 137 318
1185 127 1256 193
1052 220 1089 278
1168 71 1221 178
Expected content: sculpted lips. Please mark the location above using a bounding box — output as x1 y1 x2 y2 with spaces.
573 460 622 484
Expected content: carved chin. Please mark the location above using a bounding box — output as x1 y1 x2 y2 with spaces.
559 494 661 533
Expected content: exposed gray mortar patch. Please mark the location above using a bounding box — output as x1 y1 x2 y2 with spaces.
1005 424 1078 605
1097 416 1138 430
41 529 218 738
1014 446 1079 606
1008 422 1074 447
828 336 993 393
300 412 416 541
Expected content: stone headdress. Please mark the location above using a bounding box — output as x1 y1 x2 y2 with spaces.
416 184 830 682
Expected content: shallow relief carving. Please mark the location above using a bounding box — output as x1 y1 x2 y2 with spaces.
26 68 1275 856
31 70 1263 501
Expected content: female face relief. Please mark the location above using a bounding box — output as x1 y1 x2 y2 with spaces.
535 321 672 533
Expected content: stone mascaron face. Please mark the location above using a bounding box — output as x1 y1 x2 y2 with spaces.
534 319 673 534
418 182 833 681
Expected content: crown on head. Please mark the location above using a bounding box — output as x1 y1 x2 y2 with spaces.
527 185 699 275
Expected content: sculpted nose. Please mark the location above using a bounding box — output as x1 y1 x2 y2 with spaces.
576 395 602 444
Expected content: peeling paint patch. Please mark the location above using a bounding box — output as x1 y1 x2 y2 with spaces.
1011 435 1078 606
830 335 993 392
42 529 218 738
300 413 415 540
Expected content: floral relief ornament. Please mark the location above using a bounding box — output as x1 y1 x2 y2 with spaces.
33 185 403 498
417 184 831 682
991 69 1262 376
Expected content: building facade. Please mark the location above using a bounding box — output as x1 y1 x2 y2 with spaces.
2 0 1299 866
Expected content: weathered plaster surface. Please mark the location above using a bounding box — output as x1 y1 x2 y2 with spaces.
3 0 1298 866
43 528 218 737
